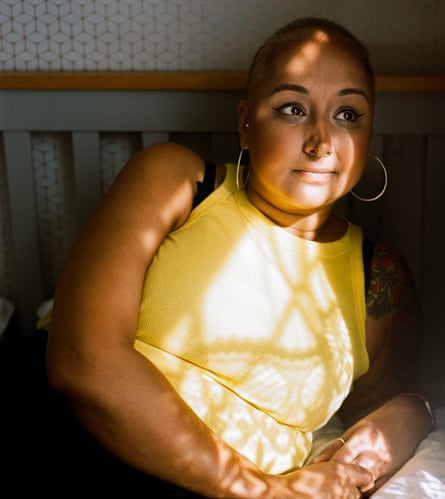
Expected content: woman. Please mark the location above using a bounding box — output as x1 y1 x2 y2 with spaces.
45 17 433 498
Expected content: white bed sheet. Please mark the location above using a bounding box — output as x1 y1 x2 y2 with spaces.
372 406 445 498
310 407 445 498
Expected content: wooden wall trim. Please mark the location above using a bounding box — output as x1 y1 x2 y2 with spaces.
0 71 247 91
1 71 445 92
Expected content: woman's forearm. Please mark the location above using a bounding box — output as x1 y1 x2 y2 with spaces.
47 343 272 498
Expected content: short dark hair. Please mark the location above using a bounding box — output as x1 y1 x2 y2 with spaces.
246 17 375 105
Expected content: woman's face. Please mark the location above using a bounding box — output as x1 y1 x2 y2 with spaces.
239 38 374 223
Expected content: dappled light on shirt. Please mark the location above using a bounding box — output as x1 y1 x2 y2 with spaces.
134 168 368 473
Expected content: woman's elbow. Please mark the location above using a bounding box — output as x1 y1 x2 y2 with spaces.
45 335 91 398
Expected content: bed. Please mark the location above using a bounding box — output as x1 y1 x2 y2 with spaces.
1 71 445 496
374 407 445 498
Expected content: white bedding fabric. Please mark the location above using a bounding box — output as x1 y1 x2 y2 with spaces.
373 406 445 498
311 407 445 498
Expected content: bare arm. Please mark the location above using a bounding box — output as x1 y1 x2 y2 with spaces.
314 241 433 493
340 241 424 423
46 142 373 498
46 142 241 495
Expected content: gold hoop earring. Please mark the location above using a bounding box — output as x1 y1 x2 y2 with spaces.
236 148 249 190
350 154 388 202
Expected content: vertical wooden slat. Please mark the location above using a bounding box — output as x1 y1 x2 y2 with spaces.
71 132 102 232
381 135 425 288
420 135 445 406
210 133 239 164
141 132 169 149
3 131 43 335
0 135 15 300
169 132 212 159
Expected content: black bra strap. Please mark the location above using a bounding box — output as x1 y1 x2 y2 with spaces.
192 162 216 208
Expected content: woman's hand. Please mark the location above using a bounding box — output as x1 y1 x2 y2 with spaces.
312 240 433 496
274 461 374 499
311 393 434 495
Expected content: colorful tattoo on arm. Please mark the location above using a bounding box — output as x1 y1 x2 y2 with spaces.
366 241 422 388
366 241 419 320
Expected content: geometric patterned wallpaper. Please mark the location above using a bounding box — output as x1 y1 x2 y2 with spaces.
1 0 445 72
31 132 76 296
101 133 142 194
30 132 143 297
0 130 145 303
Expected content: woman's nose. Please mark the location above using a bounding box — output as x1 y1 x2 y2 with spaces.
303 124 332 158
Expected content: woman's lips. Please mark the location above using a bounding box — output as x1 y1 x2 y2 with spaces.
293 169 336 182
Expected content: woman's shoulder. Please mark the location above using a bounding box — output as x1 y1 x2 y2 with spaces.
127 142 206 181
367 239 418 317
369 240 410 272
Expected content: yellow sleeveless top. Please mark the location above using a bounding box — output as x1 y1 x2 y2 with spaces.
134 163 369 473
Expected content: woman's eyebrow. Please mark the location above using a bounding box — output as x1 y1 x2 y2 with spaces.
269 84 370 103
269 83 309 96
337 88 370 103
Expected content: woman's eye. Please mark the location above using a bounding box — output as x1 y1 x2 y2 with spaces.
275 103 305 116
335 109 363 121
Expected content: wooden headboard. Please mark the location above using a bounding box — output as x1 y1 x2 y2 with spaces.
1 71 445 406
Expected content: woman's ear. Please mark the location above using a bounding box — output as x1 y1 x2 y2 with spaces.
237 100 249 148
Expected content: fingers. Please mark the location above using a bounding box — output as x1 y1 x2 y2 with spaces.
335 437 346 446
311 436 347 463
353 454 378 470
299 460 375 498
347 462 375 489
328 438 383 489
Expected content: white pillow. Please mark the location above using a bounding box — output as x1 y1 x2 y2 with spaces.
372 406 445 498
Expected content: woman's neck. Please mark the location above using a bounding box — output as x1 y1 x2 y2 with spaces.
245 184 346 242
